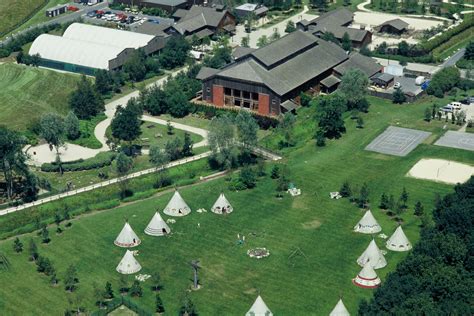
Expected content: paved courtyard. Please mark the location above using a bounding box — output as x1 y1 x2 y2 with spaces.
434 131 474 152
365 126 432 156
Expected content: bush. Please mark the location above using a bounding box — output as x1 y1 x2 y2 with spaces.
40 152 117 172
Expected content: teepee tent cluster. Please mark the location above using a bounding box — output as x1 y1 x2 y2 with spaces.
353 261 381 289
329 298 350 316
386 226 412 252
246 295 273 316
116 250 142 274
353 210 382 234
163 190 191 217
114 221 141 247
144 211 171 236
357 239 387 269
211 193 233 214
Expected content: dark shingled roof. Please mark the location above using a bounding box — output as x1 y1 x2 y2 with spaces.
172 8 188 20
334 52 381 78
307 7 353 27
312 25 369 42
232 46 256 60
214 31 348 96
175 5 231 34
141 0 187 7
281 99 299 111
135 21 173 36
371 72 394 83
379 19 409 31
320 75 341 88
196 66 220 80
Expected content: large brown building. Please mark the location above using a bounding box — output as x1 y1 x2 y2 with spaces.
197 31 380 116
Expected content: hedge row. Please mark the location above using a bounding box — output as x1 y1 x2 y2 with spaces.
192 103 280 129
420 18 474 53
40 152 117 172
370 52 435 63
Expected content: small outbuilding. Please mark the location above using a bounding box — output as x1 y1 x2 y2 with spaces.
46 4 68 17
163 190 191 217
144 211 171 236
370 72 395 89
377 19 409 35
320 75 341 94
235 3 269 18
115 221 141 248
386 226 412 252
353 261 381 289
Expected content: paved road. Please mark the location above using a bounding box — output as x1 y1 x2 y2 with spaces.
441 48 465 68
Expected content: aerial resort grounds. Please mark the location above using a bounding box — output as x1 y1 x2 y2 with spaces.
0 90 473 314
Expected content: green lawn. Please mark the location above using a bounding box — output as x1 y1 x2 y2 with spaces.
0 63 80 131
68 114 107 149
0 0 46 36
139 121 203 149
1 94 473 314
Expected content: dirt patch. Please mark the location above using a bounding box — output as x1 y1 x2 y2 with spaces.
302 219 322 229
243 288 258 295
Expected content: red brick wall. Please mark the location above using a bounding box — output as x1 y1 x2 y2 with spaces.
258 93 270 115
213 85 224 107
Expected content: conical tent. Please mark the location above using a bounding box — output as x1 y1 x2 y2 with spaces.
386 226 412 252
329 298 350 316
353 261 381 289
163 190 191 217
144 211 171 236
211 193 233 214
116 250 142 274
114 221 141 247
357 239 387 269
246 295 273 316
353 210 382 234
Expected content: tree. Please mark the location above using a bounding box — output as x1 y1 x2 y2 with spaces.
13 237 23 253
69 75 104 119
358 183 370 208
165 137 183 161
464 40 474 60
317 94 346 139
356 116 364 128
156 293 165 313
150 272 162 292
28 238 38 261
270 165 280 179
129 280 143 297
94 69 112 95
179 294 198 316
426 67 460 97
397 40 410 56
111 101 142 144
285 20 296 33
119 274 129 294
239 165 257 189
159 36 191 69
115 152 134 197
379 192 389 209
93 282 105 308
392 88 406 104
64 264 79 292
424 107 432 122
270 29 281 42
280 112 296 147
166 89 190 118
241 35 250 48
315 129 326 147
414 201 424 217
339 69 369 111
40 113 66 174
166 120 174 135
342 32 352 51
311 0 328 11
182 132 194 157
321 32 338 44
123 49 147 81
65 111 80 140
41 226 50 244
340 181 352 198
235 111 258 151
103 281 114 299
257 35 269 48
208 115 238 170
400 187 409 208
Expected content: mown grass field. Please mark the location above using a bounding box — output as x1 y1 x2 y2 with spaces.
139 121 203 149
0 63 80 130
0 0 46 36
0 95 473 314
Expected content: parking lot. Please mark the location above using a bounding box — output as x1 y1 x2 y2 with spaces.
387 76 423 96
81 8 174 29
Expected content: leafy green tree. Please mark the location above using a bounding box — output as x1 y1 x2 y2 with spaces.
356 116 364 128
426 67 460 97
397 40 410 56
156 293 165 313
414 201 424 217
159 36 191 69
317 94 346 139
165 137 183 161
64 264 79 292
65 111 80 140
311 0 328 11
241 35 250 48
400 187 409 208
111 101 142 144
257 35 269 48
103 281 114 299
342 32 352 51
203 37 232 68
115 152 133 176
208 115 238 170
235 111 258 151
40 113 66 174
69 75 104 119
166 120 174 135
179 294 198 316
358 182 370 208
28 238 38 261
124 50 147 82
392 88 406 104
379 192 389 209
285 20 296 33
321 32 338 44
41 226 50 244
94 69 112 95
339 69 369 111
464 40 474 60
166 89 190 118
13 237 23 253
315 129 326 147
340 181 352 198
182 132 194 157
270 165 280 179
239 165 257 189
129 280 143 297
424 107 432 122
141 85 168 115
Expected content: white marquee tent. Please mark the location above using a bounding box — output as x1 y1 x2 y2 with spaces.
114 221 141 247
116 250 142 275
353 261 381 289
357 239 387 269
354 210 382 234
163 190 191 216
246 295 273 316
144 211 171 236
211 193 233 214
329 298 350 316
386 226 412 252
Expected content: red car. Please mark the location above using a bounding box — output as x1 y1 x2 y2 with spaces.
68 6 79 11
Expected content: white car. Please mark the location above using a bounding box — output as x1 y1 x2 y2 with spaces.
393 82 401 89
448 102 462 110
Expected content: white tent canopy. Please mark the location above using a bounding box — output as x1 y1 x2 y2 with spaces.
354 210 382 234
246 295 273 316
357 239 387 269
329 298 350 316
116 250 142 275
163 190 191 216
114 222 141 247
353 262 381 288
211 193 233 214
144 211 171 236
386 226 412 251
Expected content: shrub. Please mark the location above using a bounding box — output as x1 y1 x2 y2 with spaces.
41 152 116 172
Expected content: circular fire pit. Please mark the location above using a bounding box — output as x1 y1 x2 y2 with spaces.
247 247 270 259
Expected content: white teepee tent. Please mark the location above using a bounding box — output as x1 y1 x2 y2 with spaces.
163 190 191 217
357 239 387 269
144 211 171 236
353 261 381 289
211 193 233 214
386 226 412 252
116 250 142 274
246 295 273 316
114 221 141 247
353 210 382 234
329 298 350 316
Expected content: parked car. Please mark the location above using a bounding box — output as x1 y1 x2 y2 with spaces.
460 96 474 105
448 102 462 110
393 82 401 89
441 105 453 113
68 6 79 12
86 10 97 17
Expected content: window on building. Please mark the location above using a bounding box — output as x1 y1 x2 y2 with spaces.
224 87 231 95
